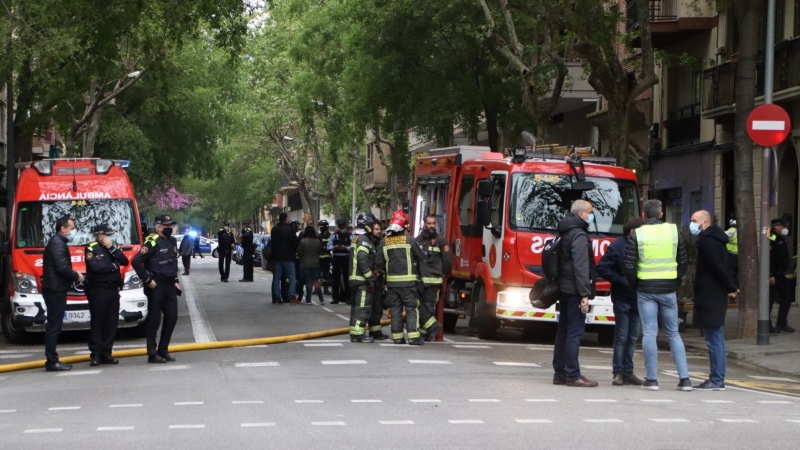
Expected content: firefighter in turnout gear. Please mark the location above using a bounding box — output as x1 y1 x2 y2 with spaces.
239 221 254 282
132 215 181 364
415 214 452 342
318 220 332 295
367 221 388 340
84 223 129 366
376 210 425 345
328 218 352 304
217 221 235 282
348 213 379 343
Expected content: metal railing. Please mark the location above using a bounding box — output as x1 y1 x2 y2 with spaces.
702 62 737 111
627 0 678 31
667 104 701 147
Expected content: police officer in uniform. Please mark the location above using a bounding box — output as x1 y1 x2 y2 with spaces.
348 213 379 343
85 223 129 366
291 221 304 300
217 221 235 282
328 218 352 304
770 218 795 333
415 214 452 342
132 215 180 363
240 220 254 282
367 221 388 340
725 219 738 287
318 220 332 295
376 210 425 345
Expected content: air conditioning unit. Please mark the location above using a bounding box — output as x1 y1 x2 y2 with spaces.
716 46 727 56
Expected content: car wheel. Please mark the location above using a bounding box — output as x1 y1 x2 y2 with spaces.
1 305 30 344
474 283 498 340
212 248 219 258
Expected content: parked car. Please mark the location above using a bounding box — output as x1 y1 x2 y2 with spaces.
234 234 265 265
175 234 220 258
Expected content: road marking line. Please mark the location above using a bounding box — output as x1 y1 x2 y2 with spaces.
410 399 441 403
73 350 92 355
442 337 454 342
515 419 552 424
641 399 675 403
718 419 757 423
241 423 276 427
174 402 204 406
748 375 799 383
110 404 142 408
452 345 491 349
448 420 484 424
0 354 34 359
182 269 216 343
235 362 280 367
493 362 541 367
24 428 62 433
351 399 382 403
321 360 367 365
758 401 792 404
660 371 798 400
312 421 345 426
169 424 206 429
56 370 102 376
379 343 414 347
703 400 734 404
584 419 623 423
525 399 557 402
582 365 613 371
335 314 349 321
321 307 334 313
150 365 190 371
97 426 134 431
786 419 800 423
232 401 264 404
234 344 269 348
584 399 617 403
649 419 690 423
0 409 17 413
295 400 324 403
468 399 500 403
408 360 453 364
48 406 80 411
304 343 343 347
379 420 414 425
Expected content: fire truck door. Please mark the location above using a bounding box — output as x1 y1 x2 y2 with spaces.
482 172 506 282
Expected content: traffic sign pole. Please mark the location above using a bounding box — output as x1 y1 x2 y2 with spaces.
757 0 777 346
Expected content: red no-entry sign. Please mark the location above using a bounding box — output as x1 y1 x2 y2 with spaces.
747 104 791 147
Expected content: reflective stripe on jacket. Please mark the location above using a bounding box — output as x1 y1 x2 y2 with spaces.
376 233 423 287
349 234 375 285
414 233 452 285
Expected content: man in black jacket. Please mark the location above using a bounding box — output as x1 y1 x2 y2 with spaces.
270 212 299 304
217 221 235 282
42 216 84 372
552 200 598 387
239 221 255 282
769 218 795 333
597 217 644 387
623 199 691 392
328 218 352 304
690 210 738 390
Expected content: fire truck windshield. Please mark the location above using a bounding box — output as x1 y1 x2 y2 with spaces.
509 173 639 235
15 199 141 248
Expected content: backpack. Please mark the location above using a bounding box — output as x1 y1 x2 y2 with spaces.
541 236 562 281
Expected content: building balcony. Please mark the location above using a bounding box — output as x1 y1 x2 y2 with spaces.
627 0 716 48
665 104 701 148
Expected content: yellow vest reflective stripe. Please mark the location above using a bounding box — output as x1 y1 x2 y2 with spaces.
421 276 442 284
635 223 678 280
725 228 738 254
350 242 372 281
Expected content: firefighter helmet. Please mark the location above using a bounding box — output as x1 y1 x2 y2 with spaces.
318 219 329 227
389 210 408 228
356 212 377 231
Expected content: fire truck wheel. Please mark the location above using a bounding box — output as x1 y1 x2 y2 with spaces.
474 283 498 340
442 312 459 332
1 306 30 344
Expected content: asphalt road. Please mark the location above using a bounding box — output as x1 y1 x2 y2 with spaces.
1 258 799 449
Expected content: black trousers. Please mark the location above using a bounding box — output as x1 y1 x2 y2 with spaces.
218 250 231 280
295 260 304 300
146 282 178 356
770 277 793 327
331 256 350 303
242 248 254 280
87 286 120 359
418 285 440 333
368 282 384 334
320 257 332 288
182 255 191 273
552 294 586 381
43 289 67 363
388 286 419 340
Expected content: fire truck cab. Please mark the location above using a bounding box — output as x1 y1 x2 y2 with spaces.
411 146 640 341
1 159 148 344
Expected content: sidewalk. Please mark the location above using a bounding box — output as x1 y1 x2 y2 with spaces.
658 304 800 377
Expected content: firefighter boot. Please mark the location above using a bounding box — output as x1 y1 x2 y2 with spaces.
408 337 425 345
393 338 407 345
370 331 389 340
424 322 443 343
350 335 375 343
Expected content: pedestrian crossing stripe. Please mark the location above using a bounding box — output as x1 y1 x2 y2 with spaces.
496 309 555 319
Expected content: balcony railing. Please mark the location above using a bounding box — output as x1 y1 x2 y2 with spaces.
702 61 737 111
667 104 701 147
627 0 678 31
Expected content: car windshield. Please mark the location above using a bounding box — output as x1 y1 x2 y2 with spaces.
15 199 140 248
508 173 639 235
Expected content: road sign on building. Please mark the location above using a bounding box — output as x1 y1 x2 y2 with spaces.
747 104 791 147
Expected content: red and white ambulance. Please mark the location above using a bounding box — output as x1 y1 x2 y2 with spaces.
411 146 640 341
1 159 148 343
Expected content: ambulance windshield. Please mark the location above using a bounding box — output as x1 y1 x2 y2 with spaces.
15 199 140 248
509 173 639 235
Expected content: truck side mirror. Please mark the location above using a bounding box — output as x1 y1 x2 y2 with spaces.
477 179 492 198
476 200 491 227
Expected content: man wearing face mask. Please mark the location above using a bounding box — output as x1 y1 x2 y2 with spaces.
414 214 452 342
689 210 738 390
132 215 181 363
769 218 795 333
41 216 84 371
84 223 129 367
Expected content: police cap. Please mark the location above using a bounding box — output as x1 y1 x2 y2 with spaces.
92 223 115 235
154 215 176 225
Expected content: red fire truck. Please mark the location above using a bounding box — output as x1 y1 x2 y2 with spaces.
1 159 148 343
411 146 640 341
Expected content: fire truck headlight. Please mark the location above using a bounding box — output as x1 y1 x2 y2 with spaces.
122 270 142 290
13 271 39 294
498 289 529 307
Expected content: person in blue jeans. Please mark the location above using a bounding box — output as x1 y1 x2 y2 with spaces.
623 199 692 392
270 213 298 304
597 216 644 386
690 210 738 390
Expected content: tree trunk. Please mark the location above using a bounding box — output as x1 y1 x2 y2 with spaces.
65 133 78 157
484 106 499 152
732 0 761 339
606 101 631 167
82 105 105 157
